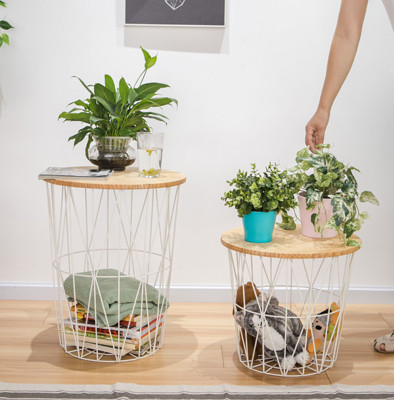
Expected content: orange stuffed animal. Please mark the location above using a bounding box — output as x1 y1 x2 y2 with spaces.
307 302 341 358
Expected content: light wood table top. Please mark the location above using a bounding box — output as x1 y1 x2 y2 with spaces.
221 225 361 259
43 167 186 190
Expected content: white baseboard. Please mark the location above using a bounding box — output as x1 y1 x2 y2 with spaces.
0 283 393 304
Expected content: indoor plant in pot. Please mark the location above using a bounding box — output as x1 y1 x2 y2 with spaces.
222 163 303 243
294 145 379 246
58 47 177 171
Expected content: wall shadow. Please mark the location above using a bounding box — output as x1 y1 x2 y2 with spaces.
124 25 228 54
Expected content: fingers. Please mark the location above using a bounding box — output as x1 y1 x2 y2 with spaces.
305 125 317 153
314 129 326 149
305 109 329 152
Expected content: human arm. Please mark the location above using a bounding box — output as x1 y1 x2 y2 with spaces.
305 0 368 152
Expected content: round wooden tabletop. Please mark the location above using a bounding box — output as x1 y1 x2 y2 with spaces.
221 225 361 259
43 167 186 190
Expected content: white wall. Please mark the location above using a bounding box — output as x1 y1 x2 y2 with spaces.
0 0 393 301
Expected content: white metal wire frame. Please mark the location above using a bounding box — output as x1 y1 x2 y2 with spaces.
46 183 180 362
229 250 354 376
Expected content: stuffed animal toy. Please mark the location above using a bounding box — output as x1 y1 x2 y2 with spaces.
235 293 310 372
234 282 262 362
307 302 341 358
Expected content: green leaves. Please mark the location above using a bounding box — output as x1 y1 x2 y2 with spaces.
0 20 12 29
360 191 379 205
294 145 379 246
222 163 303 222
104 74 116 93
277 212 296 230
0 1 12 48
59 47 177 154
119 77 129 105
136 83 169 100
58 111 91 123
140 46 157 70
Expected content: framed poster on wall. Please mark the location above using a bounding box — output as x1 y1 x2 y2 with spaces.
125 0 225 27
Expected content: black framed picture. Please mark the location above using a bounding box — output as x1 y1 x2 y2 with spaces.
125 0 225 27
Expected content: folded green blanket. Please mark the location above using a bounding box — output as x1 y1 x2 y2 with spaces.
63 268 169 327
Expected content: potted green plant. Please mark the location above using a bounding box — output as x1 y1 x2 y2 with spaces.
222 163 303 243
294 145 379 246
0 1 13 48
58 47 177 171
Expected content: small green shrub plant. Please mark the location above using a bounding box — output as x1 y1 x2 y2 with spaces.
59 47 177 158
222 163 303 230
293 144 379 246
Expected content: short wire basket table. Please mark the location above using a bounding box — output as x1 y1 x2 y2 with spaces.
221 226 360 377
43 168 186 362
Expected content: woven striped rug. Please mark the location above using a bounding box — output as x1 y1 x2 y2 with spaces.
1 383 394 400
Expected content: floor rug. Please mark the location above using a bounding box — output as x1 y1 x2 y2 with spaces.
1 383 394 400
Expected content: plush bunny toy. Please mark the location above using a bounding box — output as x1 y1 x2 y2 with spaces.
235 293 310 372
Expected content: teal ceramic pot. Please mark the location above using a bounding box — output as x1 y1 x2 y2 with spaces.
243 211 277 243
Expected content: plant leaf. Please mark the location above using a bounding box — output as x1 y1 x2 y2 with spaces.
346 239 361 248
68 126 90 147
117 128 133 136
85 134 93 160
0 20 13 30
94 83 116 105
0 2 6 8
104 74 116 93
331 195 350 226
1 32 9 45
92 96 115 115
277 213 296 230
58 111 91 123
359 191 379 206
72 76 94 95
140 46 151 62
145 55 157 70
119 77 129 105
135 82 169 100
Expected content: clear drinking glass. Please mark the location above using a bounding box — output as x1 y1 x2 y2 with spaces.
136 133 164 178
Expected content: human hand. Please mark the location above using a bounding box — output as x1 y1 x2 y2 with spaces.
305 109 330 153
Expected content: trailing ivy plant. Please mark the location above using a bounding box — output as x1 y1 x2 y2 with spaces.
222 163 304 230
0 1 13 48
58 47 177 158
294 144 379 246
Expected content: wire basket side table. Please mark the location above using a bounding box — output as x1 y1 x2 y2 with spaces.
44 167 186 362
221 225 360 377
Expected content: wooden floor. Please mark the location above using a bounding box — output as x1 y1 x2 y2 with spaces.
0 301 393 386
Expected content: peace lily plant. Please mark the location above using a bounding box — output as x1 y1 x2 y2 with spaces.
293 144 379 246
59 47 177 159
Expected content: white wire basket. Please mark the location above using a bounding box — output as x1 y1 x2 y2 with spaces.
45 171 183 362
222 226 359 377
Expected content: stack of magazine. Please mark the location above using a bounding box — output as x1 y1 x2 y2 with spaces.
62 303 162 356
38 167 113 180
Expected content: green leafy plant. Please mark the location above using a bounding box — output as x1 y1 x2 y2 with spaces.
0 1 13 48
222 163 304 230
294 144 379 246
58 47 177 158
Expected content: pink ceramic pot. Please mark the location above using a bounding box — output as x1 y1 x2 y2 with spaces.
298 193 337 239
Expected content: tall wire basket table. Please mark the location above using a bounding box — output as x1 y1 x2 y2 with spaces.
221 225 360 377
44 167 186 362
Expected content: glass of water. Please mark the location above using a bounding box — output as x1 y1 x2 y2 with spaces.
136 133 164 178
